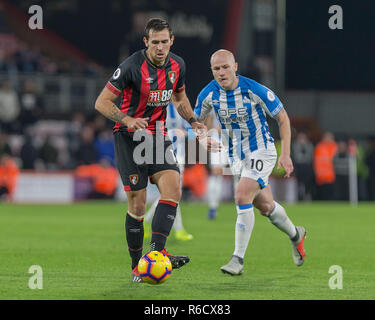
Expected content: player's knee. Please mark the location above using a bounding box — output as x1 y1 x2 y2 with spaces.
132 202 146 216
235 190 251 205
127 193 146 216
164 187 181 203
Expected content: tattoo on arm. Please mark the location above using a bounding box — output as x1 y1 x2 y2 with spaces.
98 101 126 124
177 103 194 121
109 103 126 123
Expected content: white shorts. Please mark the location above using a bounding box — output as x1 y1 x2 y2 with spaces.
229 146 277 189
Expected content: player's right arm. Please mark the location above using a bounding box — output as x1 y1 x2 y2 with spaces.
252 80 293 178
95 61 148 130
194 86 221 152
194 84 214 123
95 87 148 130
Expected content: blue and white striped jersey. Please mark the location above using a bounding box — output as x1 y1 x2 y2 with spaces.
194 75 283 160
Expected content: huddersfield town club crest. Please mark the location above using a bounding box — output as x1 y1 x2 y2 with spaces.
168 71 176 84
129 174 138 185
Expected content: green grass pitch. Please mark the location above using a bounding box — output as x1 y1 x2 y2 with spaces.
1 201 374 300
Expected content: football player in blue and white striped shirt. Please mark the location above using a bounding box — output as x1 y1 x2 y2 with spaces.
194 49 307 275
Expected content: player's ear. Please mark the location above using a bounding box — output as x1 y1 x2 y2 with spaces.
234 62 238 72
170 35 174 46
143 36 149 48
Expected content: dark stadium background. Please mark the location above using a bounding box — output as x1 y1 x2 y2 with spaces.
4 0 374 93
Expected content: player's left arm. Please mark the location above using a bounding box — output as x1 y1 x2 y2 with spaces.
172 90 206 134
172 91 221 152
274 108 294 178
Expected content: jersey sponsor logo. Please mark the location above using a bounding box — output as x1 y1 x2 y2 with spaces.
147 89 173 107
168 71 176 84
267 91 275 102
113 68 121 79
218 107 249 123
129 174 139 185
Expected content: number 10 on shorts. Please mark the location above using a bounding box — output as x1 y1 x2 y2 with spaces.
249 159 263 171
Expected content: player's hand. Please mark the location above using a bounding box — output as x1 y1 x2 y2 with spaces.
206 137 222 153
191 121 207 137
123 116 149 131
277 154 294 178
197 136 222 153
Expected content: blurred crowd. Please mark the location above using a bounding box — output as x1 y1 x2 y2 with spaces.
2 96 375 203
0 41 102 76
289 131 375 202
0 94 118 200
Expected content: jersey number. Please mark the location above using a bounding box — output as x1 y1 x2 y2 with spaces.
250 159 263 171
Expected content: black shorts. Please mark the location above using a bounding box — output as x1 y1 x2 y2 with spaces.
114 130 180 191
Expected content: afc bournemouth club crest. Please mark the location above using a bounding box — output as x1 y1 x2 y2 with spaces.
129 174 139 185
168 71 176 85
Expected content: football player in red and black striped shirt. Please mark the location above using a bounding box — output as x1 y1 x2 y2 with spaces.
95 18 206 282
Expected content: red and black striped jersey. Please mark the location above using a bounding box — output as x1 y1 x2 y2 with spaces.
106 49 186 135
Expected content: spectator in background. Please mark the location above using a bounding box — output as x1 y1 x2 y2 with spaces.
182 164 208 200
75 125 97 165
94 128 115 166
20 133 38 169
92 114 108 138
333 140 349 201
17 79 44 132
0 81 20 133
0 153 19 201
292 132 314 201
75 157 119 199
0 131 12 156
13 42 41 73
0 48 7 72
39 56 58 74
65 112 85 169
365 136 375 200
39 136 59 170
313 132 338 200
356 142 369 201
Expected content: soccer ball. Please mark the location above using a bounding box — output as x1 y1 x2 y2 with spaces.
138 251 172 284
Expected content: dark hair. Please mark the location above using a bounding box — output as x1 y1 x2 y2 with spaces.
144 18 173 39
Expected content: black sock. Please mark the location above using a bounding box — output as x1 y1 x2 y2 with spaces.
125 213 144 269
291 227 299 242
150 200 178 252
232 255 244 265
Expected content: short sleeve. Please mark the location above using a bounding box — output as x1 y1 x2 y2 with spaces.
175 59 186 93
194 86 213 122
253 83 283 117
106 60 132 96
